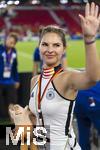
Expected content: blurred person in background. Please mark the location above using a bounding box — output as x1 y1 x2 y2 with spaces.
74 81 100 150
33 46 41 75
0 33 20 119
2 5 16 32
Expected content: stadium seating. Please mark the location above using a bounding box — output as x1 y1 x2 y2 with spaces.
0 17 5 28
11 9 57 26
54 9 82 34
0 7 84 35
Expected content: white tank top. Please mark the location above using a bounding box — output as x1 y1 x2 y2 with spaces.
29 74 81 150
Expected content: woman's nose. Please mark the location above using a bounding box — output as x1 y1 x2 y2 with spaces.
47 46 54 53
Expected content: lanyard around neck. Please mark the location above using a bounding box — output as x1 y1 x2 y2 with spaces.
3 50 13 66
38 67 63 110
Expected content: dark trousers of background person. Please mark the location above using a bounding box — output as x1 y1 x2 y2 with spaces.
74 92 100 150
0 84 17 119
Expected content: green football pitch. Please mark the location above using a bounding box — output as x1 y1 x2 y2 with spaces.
16 40 100 72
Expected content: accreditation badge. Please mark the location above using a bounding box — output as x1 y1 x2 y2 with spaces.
3 67 11 78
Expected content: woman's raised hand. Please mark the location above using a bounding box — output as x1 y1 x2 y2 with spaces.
79 2 100 41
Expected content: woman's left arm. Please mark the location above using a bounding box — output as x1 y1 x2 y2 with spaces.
80 2 100 81
68 2 100 90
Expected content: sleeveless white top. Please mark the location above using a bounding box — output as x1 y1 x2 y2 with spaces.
29 73 81 150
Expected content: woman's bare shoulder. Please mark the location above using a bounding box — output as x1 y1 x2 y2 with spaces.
63 67 84 74
58 68 84 86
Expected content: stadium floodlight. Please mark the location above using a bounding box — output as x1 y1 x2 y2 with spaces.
14 0 20 5
83 0 88 2
32 0 40 5
0 3 7 8
7 0 14 5
60 0 68 4
1 1 6 4
72 0 82 3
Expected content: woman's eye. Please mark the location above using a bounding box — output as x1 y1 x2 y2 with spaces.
54 44 60 47
42 43 48 46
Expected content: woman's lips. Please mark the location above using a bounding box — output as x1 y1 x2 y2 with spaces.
46 55 55 58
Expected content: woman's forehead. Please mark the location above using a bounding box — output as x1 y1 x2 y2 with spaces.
41 32 63 43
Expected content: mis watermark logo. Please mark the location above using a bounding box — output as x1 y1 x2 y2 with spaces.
6 125 49 147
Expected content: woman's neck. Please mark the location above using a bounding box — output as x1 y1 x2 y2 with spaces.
42 64 62 79
43 62 61 69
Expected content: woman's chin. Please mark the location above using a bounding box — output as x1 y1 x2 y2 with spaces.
44 61 59 67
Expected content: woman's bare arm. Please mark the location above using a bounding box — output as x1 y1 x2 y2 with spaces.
67 3 100 90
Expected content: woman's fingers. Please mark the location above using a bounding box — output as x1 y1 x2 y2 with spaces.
85 3 90 17
79 14 85 24
95 5 99 18
85 2 99 18
90 2 95 16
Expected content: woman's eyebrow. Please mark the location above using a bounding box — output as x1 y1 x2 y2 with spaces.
41 41 62 45
41 42 48 45
53 42 61 45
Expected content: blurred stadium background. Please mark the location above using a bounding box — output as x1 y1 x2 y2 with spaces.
0 0 100 72
0 0 100 149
